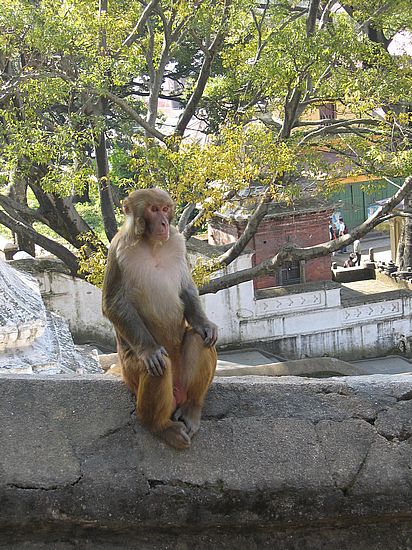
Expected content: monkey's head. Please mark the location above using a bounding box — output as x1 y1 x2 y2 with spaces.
122 188 175 245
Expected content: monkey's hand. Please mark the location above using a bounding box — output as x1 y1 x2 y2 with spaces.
141 347 169 377
193 322 218 347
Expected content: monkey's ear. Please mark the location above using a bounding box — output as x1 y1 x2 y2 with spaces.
123 199 130 215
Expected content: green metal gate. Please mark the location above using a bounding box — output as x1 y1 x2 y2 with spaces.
329 178 403 229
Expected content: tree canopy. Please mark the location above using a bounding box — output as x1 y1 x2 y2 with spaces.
0 0 411 290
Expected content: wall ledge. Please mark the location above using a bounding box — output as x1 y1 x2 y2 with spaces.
1 373 411 548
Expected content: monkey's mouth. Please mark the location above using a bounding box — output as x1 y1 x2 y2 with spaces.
155 231 170 241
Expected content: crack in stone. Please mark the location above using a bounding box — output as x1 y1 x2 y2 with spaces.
315 387 352 396
397 390 412 402
7 474 83 492
341 444 371 497
99 420 134 440
147 478 225 491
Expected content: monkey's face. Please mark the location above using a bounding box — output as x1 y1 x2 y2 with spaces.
144 203 171 243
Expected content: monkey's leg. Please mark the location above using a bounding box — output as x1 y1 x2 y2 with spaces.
120 349 191 450
173 329 217 438
136 358 191 450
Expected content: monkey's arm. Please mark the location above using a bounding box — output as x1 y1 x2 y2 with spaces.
102 250 168 376
180 282 218 347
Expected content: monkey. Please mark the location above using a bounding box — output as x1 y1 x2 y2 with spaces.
102 188 218 450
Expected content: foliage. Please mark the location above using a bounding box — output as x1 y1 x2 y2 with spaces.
129 123 295 214
0 0 411 286
77 232 107 287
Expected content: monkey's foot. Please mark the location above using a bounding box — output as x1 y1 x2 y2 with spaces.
158 421 191 450
172 404 201 439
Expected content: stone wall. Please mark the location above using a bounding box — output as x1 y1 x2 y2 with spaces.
203 255 412 359
1 373 411 549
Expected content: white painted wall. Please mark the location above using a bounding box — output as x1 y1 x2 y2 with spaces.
18 256 412 360
35 270 115 348
202 255 412 360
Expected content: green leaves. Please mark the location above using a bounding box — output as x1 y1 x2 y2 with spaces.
0 0 411 283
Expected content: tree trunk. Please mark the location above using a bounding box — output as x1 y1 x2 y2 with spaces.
96 0 118 242
95 130 118 242
30 179 98 250
397 193 412 269
8 169 36 256
280 88 302 139
0 208 80 274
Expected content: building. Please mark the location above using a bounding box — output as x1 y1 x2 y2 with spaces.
208 199 332 291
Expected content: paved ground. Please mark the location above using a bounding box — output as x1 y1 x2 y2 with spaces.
351 355 412 375
339 278 406 306
333 232 392 266
217 349 282 370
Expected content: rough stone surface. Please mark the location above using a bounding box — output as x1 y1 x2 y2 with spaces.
0 259 101 374
0 374 411 548
0 259 46 351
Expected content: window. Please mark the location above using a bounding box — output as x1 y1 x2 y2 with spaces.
278 261 302 286
319 103 336 120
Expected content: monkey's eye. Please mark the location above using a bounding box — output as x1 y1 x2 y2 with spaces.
151 206 159 212
162 206 169 213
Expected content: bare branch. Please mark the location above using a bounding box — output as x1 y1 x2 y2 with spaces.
297 118 383 144
300 96 341 107
199 175 412 295
121 0 160 50
102 89 167 142
0 195 49 225
216 189 273 267
182 188 237 240
294 117 380 127
177 203 196 233
319 0 337 29
145 23 156 84
175 0 232 137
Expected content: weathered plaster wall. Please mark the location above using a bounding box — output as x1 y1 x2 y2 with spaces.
0 374 411 549
11 255 412 359
203 254 412 359
10 258 115 349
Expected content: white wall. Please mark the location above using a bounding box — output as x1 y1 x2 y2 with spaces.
36 270 115 349
203 255 412 360
19 256 412 360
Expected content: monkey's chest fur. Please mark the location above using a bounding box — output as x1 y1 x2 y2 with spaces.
119 237 188 345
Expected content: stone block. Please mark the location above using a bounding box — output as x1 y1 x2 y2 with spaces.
1 374 411 548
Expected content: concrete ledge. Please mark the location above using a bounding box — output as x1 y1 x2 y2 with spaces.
332 265 375 283
1 374 412 548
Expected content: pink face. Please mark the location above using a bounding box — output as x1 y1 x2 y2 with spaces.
145 203 171 242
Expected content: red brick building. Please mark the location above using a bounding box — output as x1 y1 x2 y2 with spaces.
208 204 332 291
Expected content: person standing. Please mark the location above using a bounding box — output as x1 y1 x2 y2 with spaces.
338 217 348 252
353 239 361 266
329 219 336 241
